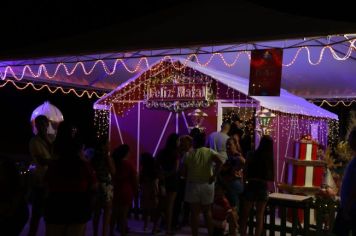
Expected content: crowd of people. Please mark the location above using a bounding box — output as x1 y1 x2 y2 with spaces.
0 115 275 236
0 114 355 236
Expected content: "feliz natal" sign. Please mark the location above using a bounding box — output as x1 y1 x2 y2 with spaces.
146 83 210 101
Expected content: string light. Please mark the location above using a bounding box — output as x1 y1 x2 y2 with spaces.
328 119 339 145
282 42 355 67
259 109 338 144
97 61 218 115
1 39 355 82
94 109 110 138
313 100 356 107
0 79 106 98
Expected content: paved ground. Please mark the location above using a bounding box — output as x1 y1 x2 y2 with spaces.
20 206 298 235
20 211 209 236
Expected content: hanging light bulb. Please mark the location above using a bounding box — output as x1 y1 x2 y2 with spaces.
256 108 276 135
187 109 208 131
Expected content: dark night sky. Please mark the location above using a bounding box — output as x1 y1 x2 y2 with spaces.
0 84 98 161
1 0 356 59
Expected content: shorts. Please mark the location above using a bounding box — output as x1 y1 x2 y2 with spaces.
225 179 244 208
185 182 214 205
243 180 268 202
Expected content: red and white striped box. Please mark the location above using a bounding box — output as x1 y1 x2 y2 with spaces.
286 137 324 187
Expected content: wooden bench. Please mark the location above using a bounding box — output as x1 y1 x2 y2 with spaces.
247 193 313 236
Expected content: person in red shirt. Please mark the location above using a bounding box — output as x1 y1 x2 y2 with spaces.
212 184 233 236
45 121 97 236
110 144 138 236
140 152 159 231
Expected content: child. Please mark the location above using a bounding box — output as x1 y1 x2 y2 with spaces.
140 152 159 231
212 184 233 236
110 144 138 236
315 168 338 231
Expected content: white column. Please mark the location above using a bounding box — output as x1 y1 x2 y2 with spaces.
137 102 141 171
305 144 314 187
176 113 179 134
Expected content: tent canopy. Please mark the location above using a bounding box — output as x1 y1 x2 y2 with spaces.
1 1 356 99
1 34 356 99
95 58 338 120
1 0 356 60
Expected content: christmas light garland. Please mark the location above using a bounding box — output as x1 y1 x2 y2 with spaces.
318 100 356 107
0 79 106 99
0 39 355 82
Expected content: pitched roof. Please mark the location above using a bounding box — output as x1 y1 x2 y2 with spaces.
95 58 338 119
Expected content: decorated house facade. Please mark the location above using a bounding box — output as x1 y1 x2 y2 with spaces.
94 59 338 191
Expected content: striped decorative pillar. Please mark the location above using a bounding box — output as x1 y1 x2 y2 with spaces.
286 136 324 188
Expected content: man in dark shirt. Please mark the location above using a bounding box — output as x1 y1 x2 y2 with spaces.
28 115 53 236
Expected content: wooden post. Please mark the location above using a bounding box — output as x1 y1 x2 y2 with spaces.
304 202 310 236
270 205 276 236
280 206 286 236
292 208 298 236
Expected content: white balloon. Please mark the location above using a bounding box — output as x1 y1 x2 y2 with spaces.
30 101 64 123
31 101 64 135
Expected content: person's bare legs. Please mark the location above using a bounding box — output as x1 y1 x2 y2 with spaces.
118 205 130 236
109 205 118 236
190 203 201 236
254 201 267 236
201 204 213 236
182 202 190 226
92 201 101 236
166 192 177 234
28 215 41 236
102 201 112 236
142 209 148 230
240 201 254 236
228 207 238 236
152 197 165 234
134 194 140 220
